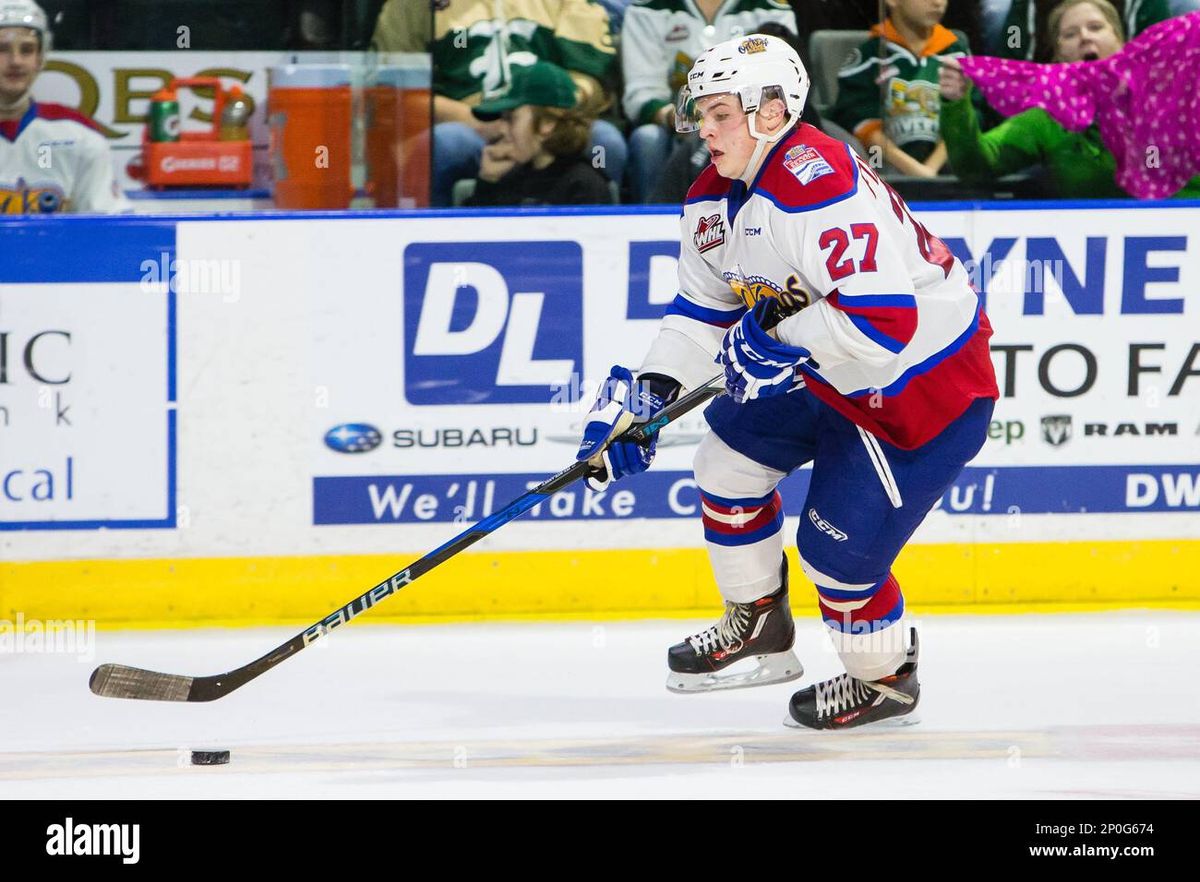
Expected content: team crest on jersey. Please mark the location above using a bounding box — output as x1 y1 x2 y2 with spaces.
782 275 813 313
783 145 835 186
694 214 726 253
722 271 782 308
0 179 66 214
739 36 769 55
721 272 814 314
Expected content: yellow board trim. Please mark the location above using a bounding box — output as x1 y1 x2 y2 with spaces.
2 540 1198 629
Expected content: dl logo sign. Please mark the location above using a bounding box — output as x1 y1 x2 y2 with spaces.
403 242 583 405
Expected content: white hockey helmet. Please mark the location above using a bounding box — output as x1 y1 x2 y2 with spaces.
675 33 809 142
0 0 52 52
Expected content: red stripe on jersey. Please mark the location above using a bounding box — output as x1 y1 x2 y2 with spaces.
35 102 104 134
686 162 732 203
756 124 858 210
827 290 919 349
804 310 1000 450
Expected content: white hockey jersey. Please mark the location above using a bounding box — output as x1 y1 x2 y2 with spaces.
620 0 796 126
0 102 129 214
640 122 999 450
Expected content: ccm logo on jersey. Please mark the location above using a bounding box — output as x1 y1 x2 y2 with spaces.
694 215 726 252
403 242 582 405
809 507 848 541
783 145 835 186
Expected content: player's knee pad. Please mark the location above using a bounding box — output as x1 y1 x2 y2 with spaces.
797 535 863 591
794 506 891 591
693 431 783 500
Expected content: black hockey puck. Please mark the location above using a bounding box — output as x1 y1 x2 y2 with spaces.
190 750 230 766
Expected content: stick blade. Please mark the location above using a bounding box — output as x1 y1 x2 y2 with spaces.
89 663 195 702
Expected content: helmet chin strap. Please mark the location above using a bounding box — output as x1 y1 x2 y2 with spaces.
736 111 797 183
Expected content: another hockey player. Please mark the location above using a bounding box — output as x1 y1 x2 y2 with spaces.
576 34 998 730
0 0 129 214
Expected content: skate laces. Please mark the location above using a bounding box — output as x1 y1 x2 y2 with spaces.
815 673 914 719
688 602 751 655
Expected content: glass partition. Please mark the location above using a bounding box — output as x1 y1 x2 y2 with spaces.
11 1 1200 212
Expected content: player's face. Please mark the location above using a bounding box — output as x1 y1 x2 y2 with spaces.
0 27 41 104
696 94 754 178
1055 3 1123 62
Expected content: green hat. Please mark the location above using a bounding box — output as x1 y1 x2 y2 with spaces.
472 61 578 120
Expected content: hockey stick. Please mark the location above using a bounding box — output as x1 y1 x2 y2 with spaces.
89 374 729 702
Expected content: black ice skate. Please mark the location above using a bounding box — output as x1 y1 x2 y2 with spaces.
785 628 921 730
666 557 802 693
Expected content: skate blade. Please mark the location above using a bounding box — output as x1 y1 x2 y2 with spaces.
782 712 923 731
667 651 803 694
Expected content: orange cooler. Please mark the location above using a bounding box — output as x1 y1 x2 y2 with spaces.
366 62 432 209
268 65 354 209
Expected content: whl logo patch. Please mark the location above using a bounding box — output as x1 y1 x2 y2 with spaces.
694 215 725 253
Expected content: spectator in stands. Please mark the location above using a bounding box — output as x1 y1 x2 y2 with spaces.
86 0 340 50
648 23 820 203
790 0 985 60
828 0 968 178
372 0 626 207
939 0 1200 198
0 0 128 213
464 60 612 206
595 0 634 33
622 0 797 202
992 0 1191 61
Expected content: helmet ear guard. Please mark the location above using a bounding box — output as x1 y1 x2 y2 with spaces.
745 86 794 144
673 34 809 141
674 84 790 135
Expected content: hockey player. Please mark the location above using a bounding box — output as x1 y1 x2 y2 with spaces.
0 0 129 214
576 34 998 730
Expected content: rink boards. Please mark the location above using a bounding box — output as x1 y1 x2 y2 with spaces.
1 202 1198 625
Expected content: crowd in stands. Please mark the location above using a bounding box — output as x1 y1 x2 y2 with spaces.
18 0 1200 210
369 0 1200 207
942 0 1200 197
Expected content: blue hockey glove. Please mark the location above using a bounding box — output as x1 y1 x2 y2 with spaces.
718 298 809 404
576 366 674 491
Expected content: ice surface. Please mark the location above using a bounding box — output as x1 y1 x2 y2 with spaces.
1 612 1197 798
